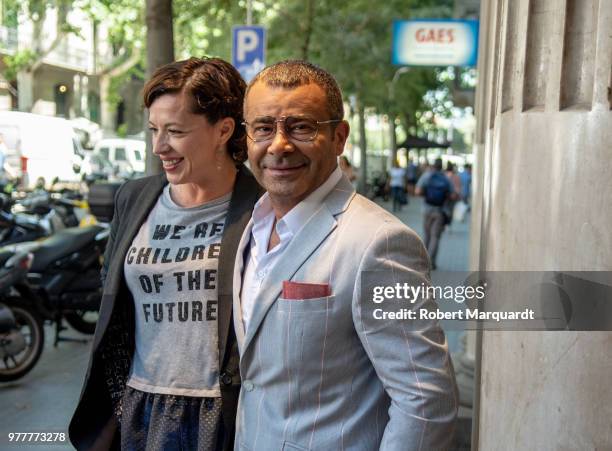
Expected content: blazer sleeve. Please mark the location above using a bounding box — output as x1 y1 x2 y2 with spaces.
100 182 126 287
352 222 458 451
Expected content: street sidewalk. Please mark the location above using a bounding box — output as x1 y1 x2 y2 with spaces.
375 195 470 273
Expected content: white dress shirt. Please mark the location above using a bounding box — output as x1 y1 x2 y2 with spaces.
241 166 343 332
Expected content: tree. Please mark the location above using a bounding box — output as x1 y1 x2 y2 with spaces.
144 0 174 175
252 0 452 188
82 0 144 130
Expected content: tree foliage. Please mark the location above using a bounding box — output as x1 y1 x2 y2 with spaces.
170 0 458 150
249 0 453 134
1 0 460 140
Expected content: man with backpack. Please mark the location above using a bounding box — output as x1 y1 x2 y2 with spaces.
415 158 456 270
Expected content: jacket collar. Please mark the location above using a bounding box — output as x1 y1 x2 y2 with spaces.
233 174 356 353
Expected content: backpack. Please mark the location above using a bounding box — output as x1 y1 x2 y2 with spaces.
425 172 450 206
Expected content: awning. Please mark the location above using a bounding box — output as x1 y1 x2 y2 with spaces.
398 135 451 149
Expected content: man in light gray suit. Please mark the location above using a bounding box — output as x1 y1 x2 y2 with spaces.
233 60 457 451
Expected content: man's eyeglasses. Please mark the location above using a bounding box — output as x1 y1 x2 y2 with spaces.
242 116 342 143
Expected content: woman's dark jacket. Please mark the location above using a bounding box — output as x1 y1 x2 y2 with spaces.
69 165 261 450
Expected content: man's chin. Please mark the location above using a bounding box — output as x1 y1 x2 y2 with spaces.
265 182 306 204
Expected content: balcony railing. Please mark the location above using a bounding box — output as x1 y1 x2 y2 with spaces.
0 25 92 72
46 43 91 71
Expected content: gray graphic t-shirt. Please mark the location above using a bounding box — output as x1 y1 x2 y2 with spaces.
124 185 230 397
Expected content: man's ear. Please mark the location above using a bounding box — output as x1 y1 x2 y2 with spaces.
333 120 350 156
217 117 235 145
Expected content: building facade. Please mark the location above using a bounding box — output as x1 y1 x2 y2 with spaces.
0 3 143 136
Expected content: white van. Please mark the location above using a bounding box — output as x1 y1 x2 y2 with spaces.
0 111 84 188
93 138 146 175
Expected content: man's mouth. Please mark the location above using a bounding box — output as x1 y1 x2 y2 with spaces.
264 164 306 176
263 159 306 170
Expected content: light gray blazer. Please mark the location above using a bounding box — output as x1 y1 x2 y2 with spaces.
233 175 457 451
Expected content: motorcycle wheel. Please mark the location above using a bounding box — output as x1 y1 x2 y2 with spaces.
0 306 45 382
64 310 98 335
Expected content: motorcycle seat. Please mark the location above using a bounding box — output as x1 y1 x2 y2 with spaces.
30 226 105 272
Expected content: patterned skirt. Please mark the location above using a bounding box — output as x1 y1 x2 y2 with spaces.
120 386 224 451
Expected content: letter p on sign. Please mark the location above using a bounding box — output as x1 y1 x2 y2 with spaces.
232 25 266 82
237 30 258 61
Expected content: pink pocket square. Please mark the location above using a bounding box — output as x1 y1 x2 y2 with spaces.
282 281 332 300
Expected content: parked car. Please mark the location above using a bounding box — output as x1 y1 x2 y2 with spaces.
0 111 84 188
93 138 145 176
80 151 114 183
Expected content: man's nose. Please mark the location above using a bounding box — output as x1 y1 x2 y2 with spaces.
266 122 294 155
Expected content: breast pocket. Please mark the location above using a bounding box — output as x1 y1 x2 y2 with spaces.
276 295 335 313
273 296 336 395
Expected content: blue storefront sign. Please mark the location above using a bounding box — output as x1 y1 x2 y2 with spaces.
232 25 266 82
392 19 479 67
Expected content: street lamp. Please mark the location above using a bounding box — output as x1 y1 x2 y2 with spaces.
389 66 410 100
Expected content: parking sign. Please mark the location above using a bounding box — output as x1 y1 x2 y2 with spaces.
232 26 266 82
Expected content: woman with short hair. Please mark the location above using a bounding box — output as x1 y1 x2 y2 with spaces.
69 57 261 451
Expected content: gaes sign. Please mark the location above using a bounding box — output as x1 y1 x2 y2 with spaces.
392 19 479 67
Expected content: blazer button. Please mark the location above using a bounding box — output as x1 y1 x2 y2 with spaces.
243 380 254 391
220 372 233 386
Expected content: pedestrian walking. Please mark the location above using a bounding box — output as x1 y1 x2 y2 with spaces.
415 157 456 270
444 162 462 228
389 159 408 212
459 163 472 205
338 155 357 188
406 157 418 195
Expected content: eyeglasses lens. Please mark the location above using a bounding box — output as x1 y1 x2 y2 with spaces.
247 117 318 142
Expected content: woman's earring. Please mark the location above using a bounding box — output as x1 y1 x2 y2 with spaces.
216 146 224 170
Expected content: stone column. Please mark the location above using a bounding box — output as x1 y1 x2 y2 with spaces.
473 0 612 449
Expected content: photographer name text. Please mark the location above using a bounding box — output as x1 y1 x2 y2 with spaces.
372 308 535 321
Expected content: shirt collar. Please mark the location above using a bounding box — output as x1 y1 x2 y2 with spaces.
281 166 342 235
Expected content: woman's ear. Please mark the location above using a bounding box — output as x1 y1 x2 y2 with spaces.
217 117 235 145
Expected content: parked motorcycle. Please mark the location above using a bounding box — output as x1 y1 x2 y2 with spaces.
9 223 109 344
0 194 53 245
0 190 94 245
0 250 45 382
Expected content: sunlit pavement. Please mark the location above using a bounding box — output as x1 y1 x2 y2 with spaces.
0 324 91 449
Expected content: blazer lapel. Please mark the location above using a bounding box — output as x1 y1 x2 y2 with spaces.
239 173 356 354
105 175 167 296
241 204 337 353
232 218 254 353
217 166 261 366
